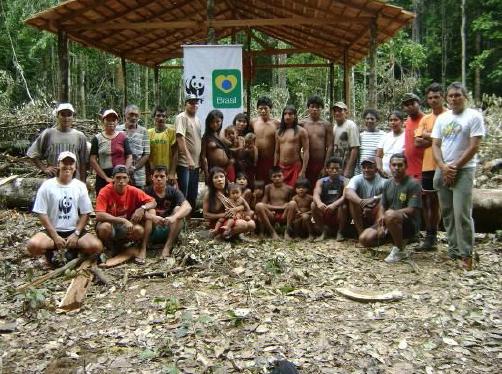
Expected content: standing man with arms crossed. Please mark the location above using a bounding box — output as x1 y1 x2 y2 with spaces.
414 83 447 250
432 82 485 270
27 103 88 182
175 94 202 215
250 96 280 184
274 105 310 187
117 104 150 189
332 102 360 179
300 96 333 187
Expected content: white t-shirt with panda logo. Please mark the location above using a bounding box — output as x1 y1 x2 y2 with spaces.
32 178 93 232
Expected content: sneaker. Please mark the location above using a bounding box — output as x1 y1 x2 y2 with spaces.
336 231 345 242
384 246 409 263
416 235 437 251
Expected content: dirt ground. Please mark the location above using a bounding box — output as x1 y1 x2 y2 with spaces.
0 210 501 374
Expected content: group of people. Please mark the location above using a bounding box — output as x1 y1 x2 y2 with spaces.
25 81 485 270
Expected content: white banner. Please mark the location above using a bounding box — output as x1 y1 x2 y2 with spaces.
183 45 243 133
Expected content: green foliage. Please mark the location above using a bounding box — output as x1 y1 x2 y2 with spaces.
17 287 48 314
154 296 181 315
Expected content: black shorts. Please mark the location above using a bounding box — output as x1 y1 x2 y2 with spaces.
43 229 84 238
421 170 435 191
370 215 417 239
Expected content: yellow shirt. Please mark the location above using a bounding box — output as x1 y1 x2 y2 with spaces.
415 108 447 171
148 126 176 169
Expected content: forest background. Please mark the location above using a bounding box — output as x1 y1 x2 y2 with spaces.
0 0 500 126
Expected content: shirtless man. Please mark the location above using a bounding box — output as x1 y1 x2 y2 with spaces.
300 96 333 187
250 97 280 184
255 167 293 240
274 105 309 187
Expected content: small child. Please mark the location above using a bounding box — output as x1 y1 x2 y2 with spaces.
236 172 252 205
244 133 258 168
285 178 314 240
250 180 265 212
211 182 252 239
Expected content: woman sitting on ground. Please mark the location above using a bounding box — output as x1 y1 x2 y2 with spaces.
202 167 256 239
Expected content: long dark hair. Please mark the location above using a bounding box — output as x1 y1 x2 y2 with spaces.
204 110 224 136
278 105 299 136
207 166 228 212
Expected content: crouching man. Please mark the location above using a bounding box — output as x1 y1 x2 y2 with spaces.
27 151 102 267
359 154 422 263
95 165 156 265
144 166 192 258
344 157 385 236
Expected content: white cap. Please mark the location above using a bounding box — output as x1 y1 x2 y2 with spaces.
102 109 119 119
56 103 75 114
57 151 77 162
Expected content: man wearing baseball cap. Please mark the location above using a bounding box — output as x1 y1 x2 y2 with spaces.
27 102 89 182
175 94 203 215
344 156 386 235
27 151 103 267
95 164 156 265
331 101 360 179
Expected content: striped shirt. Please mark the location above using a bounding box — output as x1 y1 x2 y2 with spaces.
117 124 150 187
355 130 385 175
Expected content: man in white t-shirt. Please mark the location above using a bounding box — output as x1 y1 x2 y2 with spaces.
432 82 485 271
332 102 360 178
27 151 103 267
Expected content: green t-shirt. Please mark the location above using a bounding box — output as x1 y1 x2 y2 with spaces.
381 176 422 231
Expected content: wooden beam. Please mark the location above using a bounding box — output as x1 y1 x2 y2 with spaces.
207 0 216 44
367 19 378 109
255 63 331 69
58 31 69 102
121 57 128 111
246 48 337 57
72 16 372 31
246 29 252 119
154 67 160 106
343 49 351 112
329 62 335 112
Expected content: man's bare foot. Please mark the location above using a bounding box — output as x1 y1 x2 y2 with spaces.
314 232 326 242
284 231 292 241
308 235 314 241
160 248 172 258
271 232 281 240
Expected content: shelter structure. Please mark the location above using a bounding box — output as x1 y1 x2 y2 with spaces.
25 0 414 112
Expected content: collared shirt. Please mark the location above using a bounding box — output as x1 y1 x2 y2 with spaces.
117 124 150 187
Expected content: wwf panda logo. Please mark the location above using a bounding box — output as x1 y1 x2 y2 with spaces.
185 76 205 102
58 195 73 215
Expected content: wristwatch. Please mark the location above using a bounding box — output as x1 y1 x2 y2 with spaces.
141 205 147 210
74 229 81 237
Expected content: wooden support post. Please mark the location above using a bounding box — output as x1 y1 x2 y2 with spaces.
343 49 351 112
121 57 128 112
246 30 252 119
58 31 69 102
329 62 335 122
368 20 377 109
154 67 160 106
207 0 216 44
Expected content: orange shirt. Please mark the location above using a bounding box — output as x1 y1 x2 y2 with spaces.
95 183 154 219
415 108 447 172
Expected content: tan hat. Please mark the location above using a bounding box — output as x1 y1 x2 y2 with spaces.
57 151 77 162
332 101 348 110
56 103 75 114
102 109 119 119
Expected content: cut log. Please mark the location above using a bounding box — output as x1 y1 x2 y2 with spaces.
0 177 44 209
57 259 96 312
15 257 83 293
99 247 137 268
472 189 502 232
335 287 404 303
90 266 111 285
